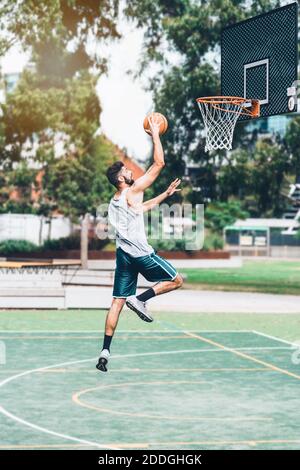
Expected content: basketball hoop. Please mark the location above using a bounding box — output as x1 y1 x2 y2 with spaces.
196 96 260 152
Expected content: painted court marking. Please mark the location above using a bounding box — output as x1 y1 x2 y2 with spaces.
72 380 272 422
0 335 295 350
0 344 271 449
2 438 300 449
0 406 122 451
252 330 300 348
0 329 252 333
184 331 300 381
0 367 270 374
0 329 299 449
0 346 257 451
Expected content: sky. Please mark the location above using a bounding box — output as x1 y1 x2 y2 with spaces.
96 20 154 162
0 18 154 162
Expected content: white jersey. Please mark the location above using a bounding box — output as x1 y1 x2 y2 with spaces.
108 187 154 258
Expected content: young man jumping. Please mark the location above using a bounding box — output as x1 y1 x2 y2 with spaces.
96 115 183 372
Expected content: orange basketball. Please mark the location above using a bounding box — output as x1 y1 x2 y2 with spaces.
143 112 168 135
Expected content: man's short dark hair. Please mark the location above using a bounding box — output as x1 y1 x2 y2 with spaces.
106 161 124 188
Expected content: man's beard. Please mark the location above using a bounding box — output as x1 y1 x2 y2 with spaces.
124 176 134 186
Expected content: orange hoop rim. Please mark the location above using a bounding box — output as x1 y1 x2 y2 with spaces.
197 96 249 104
196 96 260 117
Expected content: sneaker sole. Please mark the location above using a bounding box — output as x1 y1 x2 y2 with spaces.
96 358 108 372
126 301 153 323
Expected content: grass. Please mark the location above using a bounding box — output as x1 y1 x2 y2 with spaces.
181 259 300 295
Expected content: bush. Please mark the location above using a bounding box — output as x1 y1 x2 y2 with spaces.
0 239 39 255
42 235 108 251
89 238 109 250
42 235 81 251
0 235 109 256
205 201 249 234
148 233 224 252
202 233 224 251
148 237 188 252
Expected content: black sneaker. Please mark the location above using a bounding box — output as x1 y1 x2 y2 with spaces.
96 349 110 372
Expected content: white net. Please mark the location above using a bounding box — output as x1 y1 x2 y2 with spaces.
197 97 246 152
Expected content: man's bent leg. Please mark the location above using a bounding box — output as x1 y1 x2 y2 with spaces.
136 273 183 301
152 273 183 296
126 274 183 323
126 253 184 322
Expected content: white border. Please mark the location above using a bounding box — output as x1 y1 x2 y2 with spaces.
244 58 269 104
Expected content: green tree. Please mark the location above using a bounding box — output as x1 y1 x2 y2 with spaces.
285 116 300 177
125 0 281 203
1 69 101 159
42 136 119 222
0 71 119 219
0 0 123 221
0 0 120 74
250 139 291 216
205 200 249 234
219 138 291 217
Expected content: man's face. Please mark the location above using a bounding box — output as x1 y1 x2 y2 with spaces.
119 166 134 186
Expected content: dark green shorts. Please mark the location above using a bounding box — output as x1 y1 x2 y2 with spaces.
113 248 178 298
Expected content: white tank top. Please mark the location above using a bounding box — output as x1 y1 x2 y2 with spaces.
108 187 154 257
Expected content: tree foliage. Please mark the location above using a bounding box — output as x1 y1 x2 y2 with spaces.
0 0 122 220
285 117 300 176
125 0 294 218
205 200 249 234
0 0 120 74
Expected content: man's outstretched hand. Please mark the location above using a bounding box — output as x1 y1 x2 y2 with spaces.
166 178 181 196
141 178 182 212
147 115 161 138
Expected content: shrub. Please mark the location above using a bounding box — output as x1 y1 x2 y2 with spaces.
42 235 81 251
42 235 108 251
0 239 39 255
202 233 224 251
148 237 187 252
205 201 249 234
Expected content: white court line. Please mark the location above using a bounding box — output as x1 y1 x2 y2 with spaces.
0 325 294 449
0 344 291 353
0 349 230 450
0 337 289 449
0 355 124 450
0 330 253 333
252 330 300 348
0 406 121 451
224 347 291 351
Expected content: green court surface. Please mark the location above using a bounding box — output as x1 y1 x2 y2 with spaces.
1 310 300 450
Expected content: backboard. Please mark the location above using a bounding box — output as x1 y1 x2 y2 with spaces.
221 2 298 120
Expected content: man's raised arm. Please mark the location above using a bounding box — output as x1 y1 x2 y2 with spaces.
130 115 165 194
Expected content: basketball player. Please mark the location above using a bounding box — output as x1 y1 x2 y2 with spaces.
96 115 183 372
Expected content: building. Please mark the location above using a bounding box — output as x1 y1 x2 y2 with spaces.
281 180 300 235
224 217 300 258
245 114 293 139
3 72 20 94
